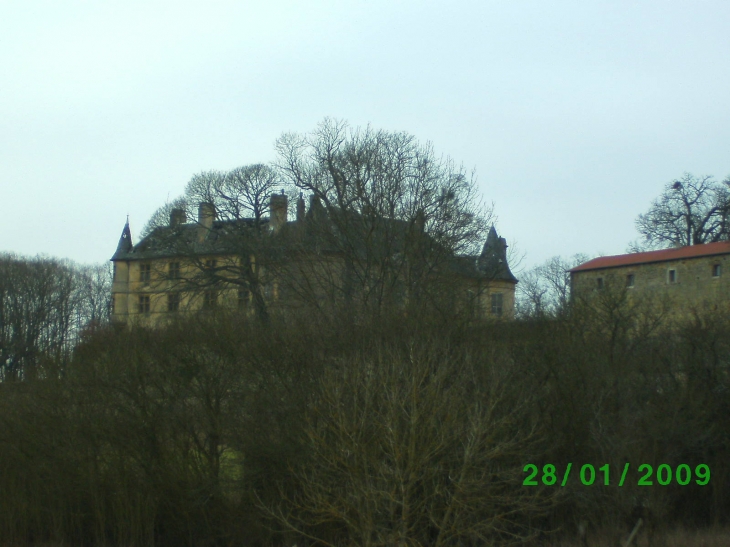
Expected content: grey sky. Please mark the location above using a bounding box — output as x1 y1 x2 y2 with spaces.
2 0 729 272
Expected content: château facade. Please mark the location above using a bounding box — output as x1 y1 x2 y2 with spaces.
111 194 517 324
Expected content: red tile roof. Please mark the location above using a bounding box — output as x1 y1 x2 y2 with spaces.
570 241 730 273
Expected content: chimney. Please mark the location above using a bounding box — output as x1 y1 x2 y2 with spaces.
414 209 425 233
309 195 325 220
198 202 215 242
270 191 288 233
170 208 187 227
296 193 306 223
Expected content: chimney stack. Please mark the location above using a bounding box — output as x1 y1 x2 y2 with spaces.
414 209 425 233
198 202 215 242
296 193 306 223
309 195 324 221
270 191 288 233
170 208 187 227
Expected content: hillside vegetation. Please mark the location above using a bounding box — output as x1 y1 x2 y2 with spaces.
0 289 729 546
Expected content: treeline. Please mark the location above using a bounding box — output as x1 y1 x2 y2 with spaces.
0 253 111 381
0 293 728 546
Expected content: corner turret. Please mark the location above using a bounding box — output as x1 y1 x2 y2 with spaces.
110 218 134 323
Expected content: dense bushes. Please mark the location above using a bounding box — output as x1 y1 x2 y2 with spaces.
0 304 728 545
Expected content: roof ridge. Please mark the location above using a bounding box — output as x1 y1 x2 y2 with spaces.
571 241 730 272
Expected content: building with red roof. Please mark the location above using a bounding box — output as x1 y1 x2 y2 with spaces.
569 242 730 312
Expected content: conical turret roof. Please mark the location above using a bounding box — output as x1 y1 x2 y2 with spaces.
477 226 517 282
112 220 133 259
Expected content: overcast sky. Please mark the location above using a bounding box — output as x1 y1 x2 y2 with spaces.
2 0 728 272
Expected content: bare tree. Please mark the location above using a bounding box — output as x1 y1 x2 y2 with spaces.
274 118 495 317
265 335 550 546
218 164 280 223
516 254 588 318
141 195 189 239
0 254 77 380
276 118 490 255
636 173 730 247
142 165 283 237
73 262 113 331
135 165 286 321
132 121 502 323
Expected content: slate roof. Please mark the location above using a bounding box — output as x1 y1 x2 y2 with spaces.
475 226 518 283
113 221 133 258
570 241 730 273
112 207 517 283
111 218 271 261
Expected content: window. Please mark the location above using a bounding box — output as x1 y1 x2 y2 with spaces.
203 290 217 309
238 289 250 309
465 289 480 318
597 277 604 290
205 259 217 270
138 295 150 314
167 293 180 312
668 269 677 283
264 282 278 301
169 262 181 279
713 264 721 277
491 293 503 316
139 263 151 283
626 273 635 288
244 254 256 273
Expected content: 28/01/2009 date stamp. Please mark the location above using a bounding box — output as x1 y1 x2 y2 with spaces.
523 463 710 487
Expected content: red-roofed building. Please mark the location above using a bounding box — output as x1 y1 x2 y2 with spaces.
569 242 730 311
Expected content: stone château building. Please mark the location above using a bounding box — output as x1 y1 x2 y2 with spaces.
111 194 517 324
570 242 730 312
